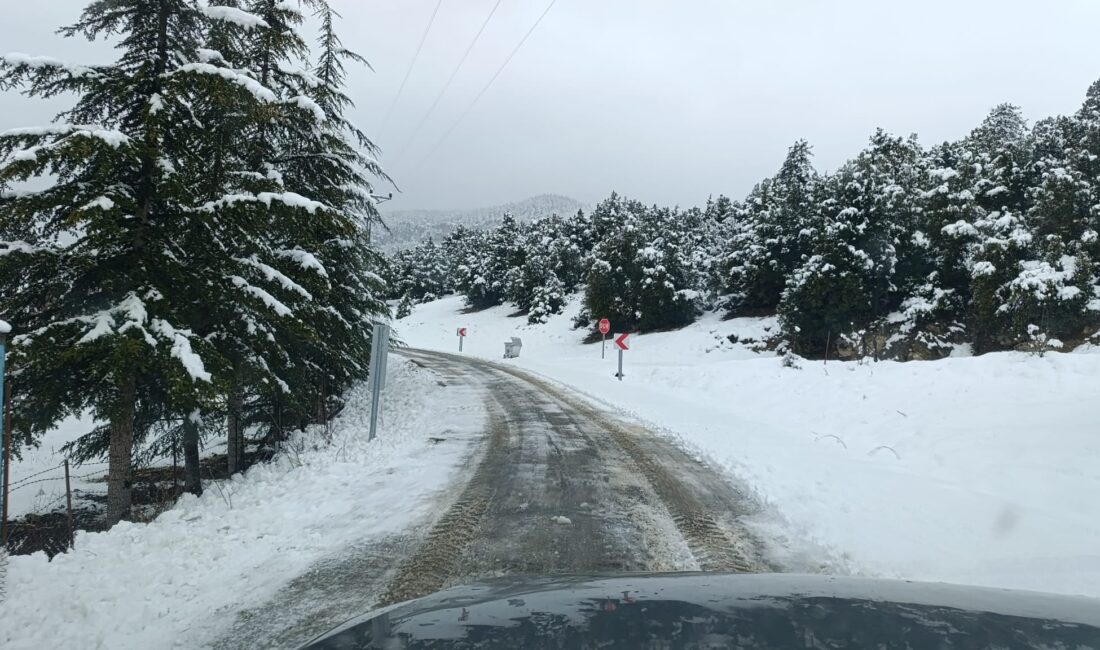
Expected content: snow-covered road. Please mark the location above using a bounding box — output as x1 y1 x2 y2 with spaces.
223 348 769 649
382 350 768 603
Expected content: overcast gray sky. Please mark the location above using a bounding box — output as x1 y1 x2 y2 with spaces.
4 1 1100 210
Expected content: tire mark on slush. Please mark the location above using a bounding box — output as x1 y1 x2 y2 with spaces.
376 401 508 607
420 350 768 574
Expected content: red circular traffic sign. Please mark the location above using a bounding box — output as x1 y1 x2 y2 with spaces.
598 318 611 335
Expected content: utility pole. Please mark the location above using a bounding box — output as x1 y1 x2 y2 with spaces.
365 193 394 245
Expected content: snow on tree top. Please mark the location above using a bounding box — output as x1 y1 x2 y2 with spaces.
0 319 10 335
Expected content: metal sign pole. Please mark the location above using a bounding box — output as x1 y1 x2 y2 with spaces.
459 333 463 352
616 349 624 381
368 321 390 442
0 327 7 540
602 333 606 359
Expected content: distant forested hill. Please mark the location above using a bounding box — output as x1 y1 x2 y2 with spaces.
376 194 586 252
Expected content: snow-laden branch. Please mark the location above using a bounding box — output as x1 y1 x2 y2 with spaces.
276 248 328 277
0 240 43 256
76 294 153 345
1 52 99 78
229 275 292 317
171 63 276 102
199 191 328 214
277 63 322 88
235 255 312 299
199 4 269 30
150 319 212 382
1 124 129 147
287 95 326 122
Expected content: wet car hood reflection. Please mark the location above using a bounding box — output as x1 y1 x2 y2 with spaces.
302 573 1100 649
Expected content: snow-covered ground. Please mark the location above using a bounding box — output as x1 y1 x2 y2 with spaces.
396 294 1100 600
1 359 485 650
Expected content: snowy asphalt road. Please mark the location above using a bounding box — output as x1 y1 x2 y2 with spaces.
219 349 769 649
382 349 770 603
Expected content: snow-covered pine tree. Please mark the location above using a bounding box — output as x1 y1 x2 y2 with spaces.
526 259 566 324
779 131 923 357
0 0 229 524
583 198 696 332
724 140 818 314
186 0 389 457
389 239 447 301
395 292 414 320
456 214 524 309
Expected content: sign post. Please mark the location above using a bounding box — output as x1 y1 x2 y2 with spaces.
598 318 610 359
368 321 390 442
614 332 630 381
0 320 9 539
457 327 467 352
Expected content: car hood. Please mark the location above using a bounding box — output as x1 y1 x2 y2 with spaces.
303 573 1100 649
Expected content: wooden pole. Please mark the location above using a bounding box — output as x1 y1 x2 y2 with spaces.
64 459 75 550
1 381 11 546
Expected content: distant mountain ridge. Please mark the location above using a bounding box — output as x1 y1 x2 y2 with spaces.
376 194 586 252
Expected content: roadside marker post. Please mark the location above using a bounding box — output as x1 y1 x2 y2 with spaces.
368 321 391 442
599 318 610 359
614 332 630 381
0 320 8 541
457 327 467 352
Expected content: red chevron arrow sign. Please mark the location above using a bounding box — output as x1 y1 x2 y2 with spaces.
614 332 630 351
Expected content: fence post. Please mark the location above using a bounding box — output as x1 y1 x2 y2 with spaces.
64 459 74 550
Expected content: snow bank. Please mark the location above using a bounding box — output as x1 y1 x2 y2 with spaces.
1 359 485 649
397 295 1100 599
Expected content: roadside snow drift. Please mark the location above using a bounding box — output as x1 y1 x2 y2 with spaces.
1 359 485 650
397 295 1100 599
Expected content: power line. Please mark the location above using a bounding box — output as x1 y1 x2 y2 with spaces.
376 0 445 141
390 0 504 169
402 0 558 177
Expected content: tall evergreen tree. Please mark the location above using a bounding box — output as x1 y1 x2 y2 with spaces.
0 0 226 523
724 140 818 313
1 0 391 518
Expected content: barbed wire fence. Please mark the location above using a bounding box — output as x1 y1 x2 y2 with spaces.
3 460 110 558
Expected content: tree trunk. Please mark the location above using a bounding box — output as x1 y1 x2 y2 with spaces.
314 375 327 426
183 414 202 496
227 388 243 476
105 377 137 527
